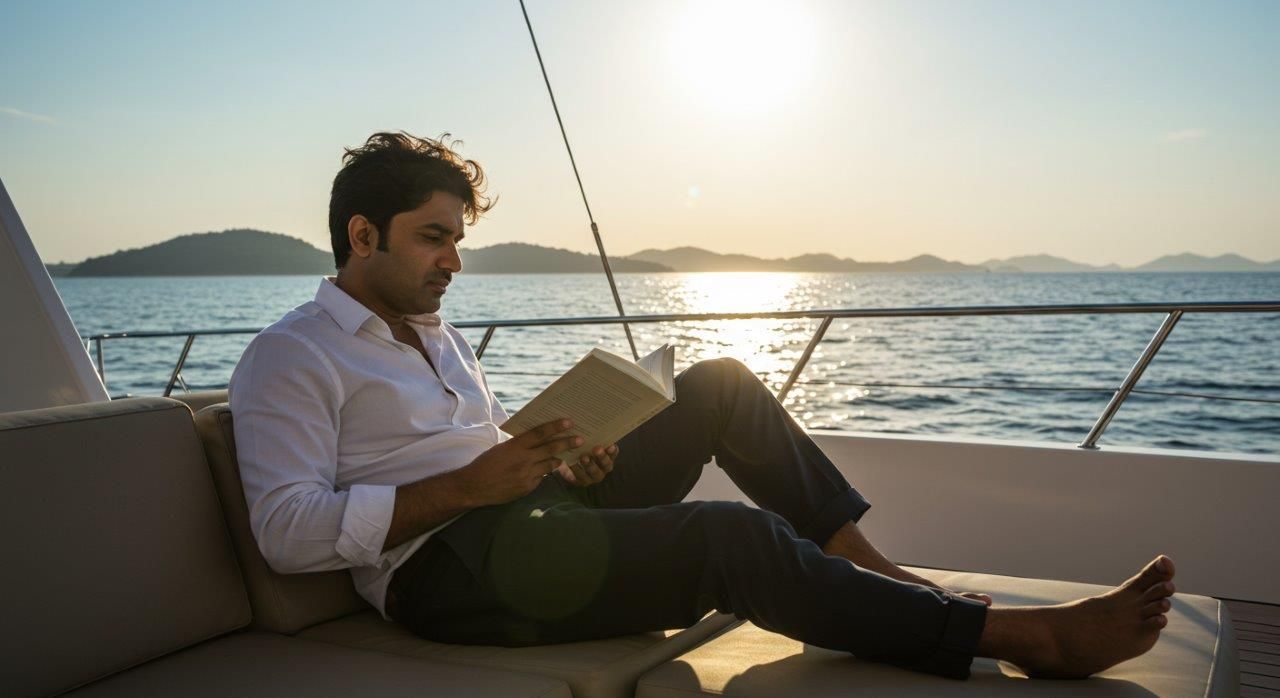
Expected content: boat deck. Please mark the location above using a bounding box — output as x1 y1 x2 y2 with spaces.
1228 599 1280 696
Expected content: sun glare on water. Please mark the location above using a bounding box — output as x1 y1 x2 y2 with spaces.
636 272 820 387
668 0 818 115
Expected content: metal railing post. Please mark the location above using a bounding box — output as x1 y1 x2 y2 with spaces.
163 334 197 397
1079 311 1183 449
93 337 106 388
776 316 833 404
475 325 496 360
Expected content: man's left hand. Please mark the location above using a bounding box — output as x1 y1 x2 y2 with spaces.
555 444 619 487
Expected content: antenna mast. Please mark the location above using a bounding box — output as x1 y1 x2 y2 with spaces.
518 0 640 360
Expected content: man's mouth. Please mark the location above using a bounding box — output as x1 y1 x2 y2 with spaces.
428 280 450 294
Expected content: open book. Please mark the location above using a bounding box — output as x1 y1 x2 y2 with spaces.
500 344 676 463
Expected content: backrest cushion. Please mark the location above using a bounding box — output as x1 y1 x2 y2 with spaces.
194 403 369 634
0 398 251 696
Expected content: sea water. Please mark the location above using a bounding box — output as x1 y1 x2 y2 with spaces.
53 272 1279 454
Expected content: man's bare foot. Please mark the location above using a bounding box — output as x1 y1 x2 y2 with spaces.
980 556 1176 679
822 521 993 605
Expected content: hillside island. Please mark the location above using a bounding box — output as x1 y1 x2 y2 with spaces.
45 229 1280 276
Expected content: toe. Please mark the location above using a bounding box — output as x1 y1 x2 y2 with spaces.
1141 581 1176 602
1144 614 1169 630
1128 556 1174 592
1142 599 1172 618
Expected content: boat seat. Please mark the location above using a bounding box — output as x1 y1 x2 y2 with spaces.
194 403 743 698
194 401 369 635
0 397 571 697
171 388 231 414
67 632 570 697
636 566 1238 697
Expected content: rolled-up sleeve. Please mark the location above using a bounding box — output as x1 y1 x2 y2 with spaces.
229 331 395 573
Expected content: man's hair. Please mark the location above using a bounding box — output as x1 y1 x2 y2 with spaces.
328 131 494 268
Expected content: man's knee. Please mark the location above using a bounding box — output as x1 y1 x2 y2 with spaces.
680 357 760 390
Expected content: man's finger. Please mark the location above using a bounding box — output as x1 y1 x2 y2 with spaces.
554 462 577 484
522 419 573 445
595 453 614 473
542 435 583 457
538 457 565 475
569 461 592 485
587 447 613 473
581 462 605 483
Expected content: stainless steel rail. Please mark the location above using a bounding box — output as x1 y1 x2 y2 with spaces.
84 300 1280 449
1079 311 1183 449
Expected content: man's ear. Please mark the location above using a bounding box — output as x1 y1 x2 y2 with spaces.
347 215 377 260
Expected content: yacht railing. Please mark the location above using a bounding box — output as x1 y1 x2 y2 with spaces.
83 300 1280 449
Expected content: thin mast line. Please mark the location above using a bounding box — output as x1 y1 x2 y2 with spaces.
518 0 640 360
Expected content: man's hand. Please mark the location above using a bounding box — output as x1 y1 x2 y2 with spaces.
555 443 619 487
458 419 583 507
383 419 581 553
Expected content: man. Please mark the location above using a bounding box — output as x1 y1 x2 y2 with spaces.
229 131 1176 680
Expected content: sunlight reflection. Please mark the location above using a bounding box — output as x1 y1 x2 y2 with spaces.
637 273 831 416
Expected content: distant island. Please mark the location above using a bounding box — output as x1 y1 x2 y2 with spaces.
625 247 981 273
44 228 1280 276
67 229 333 276
977 252 1280 273
462 242 670 273
48 230 670 276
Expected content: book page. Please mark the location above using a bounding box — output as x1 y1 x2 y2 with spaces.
636 344 665 384
588 347 663 393
636 344 675 398
501 354 674 462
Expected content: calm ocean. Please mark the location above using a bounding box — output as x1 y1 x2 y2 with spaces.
53 272 1279 455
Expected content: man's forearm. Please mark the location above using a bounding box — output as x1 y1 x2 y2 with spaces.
381 466 481 553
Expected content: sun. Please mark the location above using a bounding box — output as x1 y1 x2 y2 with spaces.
668 0 817 115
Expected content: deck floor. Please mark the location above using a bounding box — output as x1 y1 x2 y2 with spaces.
1226 599 1280 697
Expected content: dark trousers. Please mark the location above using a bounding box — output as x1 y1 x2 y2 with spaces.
388 357 987 679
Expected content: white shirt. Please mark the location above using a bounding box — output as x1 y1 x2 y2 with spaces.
228 277 510 620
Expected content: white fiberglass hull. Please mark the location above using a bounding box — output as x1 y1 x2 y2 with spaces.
689 430 1280 604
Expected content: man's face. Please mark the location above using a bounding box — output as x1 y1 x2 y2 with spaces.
365 191 465 316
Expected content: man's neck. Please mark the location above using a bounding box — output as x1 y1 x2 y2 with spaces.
333 274 413 335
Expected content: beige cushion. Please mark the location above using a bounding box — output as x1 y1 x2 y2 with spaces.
0 398 252 697
301 609 743 698
193 403 370 634
637 566 1238 697
68 631 571 697
171 389 230 414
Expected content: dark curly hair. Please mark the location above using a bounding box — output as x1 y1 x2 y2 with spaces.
328 131 495 268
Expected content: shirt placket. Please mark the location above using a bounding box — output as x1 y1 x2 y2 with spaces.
418 326 464 424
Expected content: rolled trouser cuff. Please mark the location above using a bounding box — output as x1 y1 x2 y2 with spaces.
796 487 871 545
903 592 989 679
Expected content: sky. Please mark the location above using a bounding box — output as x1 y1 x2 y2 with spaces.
1 0 1278 266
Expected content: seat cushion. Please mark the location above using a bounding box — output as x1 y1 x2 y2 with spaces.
0 398 251 697
68 631 571 697
636 566 1238 697
300 609 742 698
171 389 230 414
194 403 370 634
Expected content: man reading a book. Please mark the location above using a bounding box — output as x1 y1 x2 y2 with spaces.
228 131 1175 681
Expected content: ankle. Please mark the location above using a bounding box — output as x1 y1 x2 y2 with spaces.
978 607 1058 668
821 522 897 572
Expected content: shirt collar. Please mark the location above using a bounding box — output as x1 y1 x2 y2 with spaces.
315 277 442 335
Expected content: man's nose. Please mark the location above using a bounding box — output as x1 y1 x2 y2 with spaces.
440 241 463 273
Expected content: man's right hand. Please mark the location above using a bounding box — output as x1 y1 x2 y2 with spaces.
459 419 583 507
